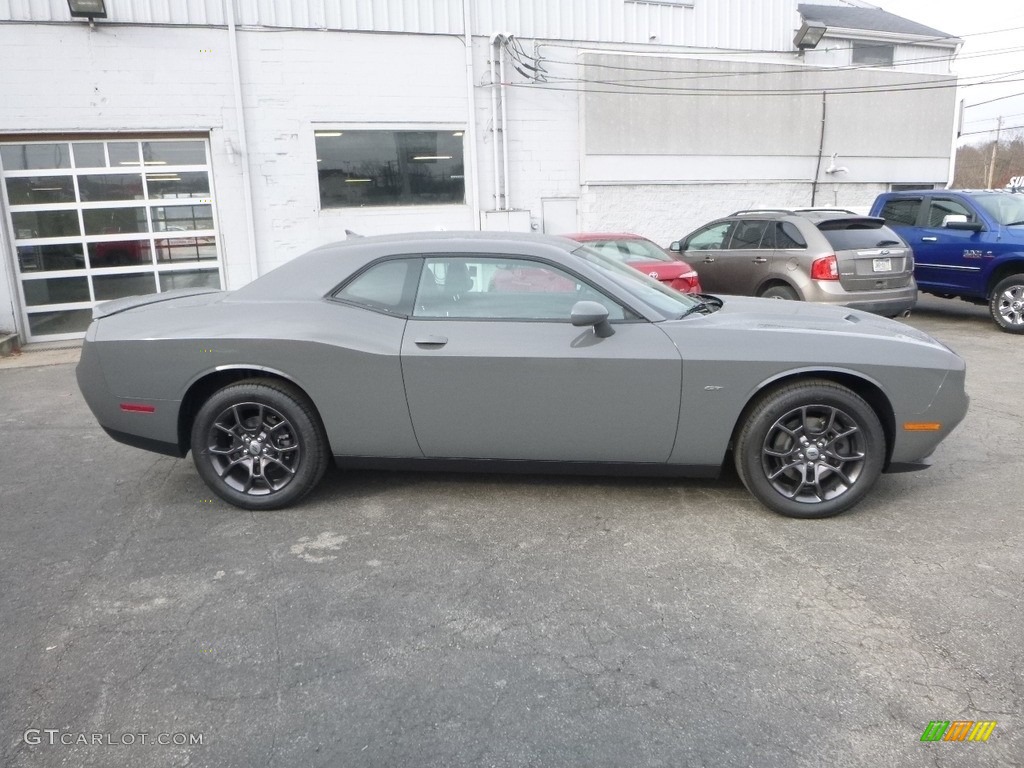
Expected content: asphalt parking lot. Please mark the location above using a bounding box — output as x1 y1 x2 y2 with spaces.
0 293 1020 768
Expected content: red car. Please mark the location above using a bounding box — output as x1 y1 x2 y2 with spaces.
564 233 702 294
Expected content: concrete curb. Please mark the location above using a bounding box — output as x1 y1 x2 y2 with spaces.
0 346 81 370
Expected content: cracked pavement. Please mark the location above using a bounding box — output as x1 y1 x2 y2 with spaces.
0 294 1020 767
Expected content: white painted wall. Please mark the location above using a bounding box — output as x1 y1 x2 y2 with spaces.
580 181 889 248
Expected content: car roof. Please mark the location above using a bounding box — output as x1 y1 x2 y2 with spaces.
730 207 858 217
228 231 583 303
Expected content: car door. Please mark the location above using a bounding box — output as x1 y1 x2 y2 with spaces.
400 255 683 463
683 221 733 292
910 197 988 294
714 218 772 295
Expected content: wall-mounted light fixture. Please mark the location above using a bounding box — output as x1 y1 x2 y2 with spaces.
793 20 827 50
67 0 107 25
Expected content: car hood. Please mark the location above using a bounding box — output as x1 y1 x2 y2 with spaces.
672 295 947 349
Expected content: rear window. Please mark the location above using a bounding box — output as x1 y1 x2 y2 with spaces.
816 221 903 250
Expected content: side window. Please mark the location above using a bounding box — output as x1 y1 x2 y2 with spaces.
686 222 731 250
727 219 769 249
927 198 975 227
413 257 628 321
775 222 807 249
333 258 417 315
879 198 921 227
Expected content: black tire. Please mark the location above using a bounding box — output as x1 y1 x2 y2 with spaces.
759 284 799 301
191 378 329 510
734 379 885 519
988 274 1024 333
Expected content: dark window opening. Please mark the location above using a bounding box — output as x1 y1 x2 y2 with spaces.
316 130 465 208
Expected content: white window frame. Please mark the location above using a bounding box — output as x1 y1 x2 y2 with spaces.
0 137 225 342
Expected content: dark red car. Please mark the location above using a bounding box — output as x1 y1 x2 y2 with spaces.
564 233 702 294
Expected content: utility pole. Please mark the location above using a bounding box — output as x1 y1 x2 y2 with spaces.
986 115 1004 189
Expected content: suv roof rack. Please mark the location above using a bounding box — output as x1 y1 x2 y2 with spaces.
729 207 858 216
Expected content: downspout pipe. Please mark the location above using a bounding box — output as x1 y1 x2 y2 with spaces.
489 33 504 211
226 0 260 283
810 91 826 206
462 0 480 229
497 37 511 211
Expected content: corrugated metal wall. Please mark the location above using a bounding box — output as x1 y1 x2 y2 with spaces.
0 0 793 49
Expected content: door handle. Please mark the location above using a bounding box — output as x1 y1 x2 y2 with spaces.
414 335 448 348
752 257 768 264
921 237 938 242
413 335 450 348
703 256 715 264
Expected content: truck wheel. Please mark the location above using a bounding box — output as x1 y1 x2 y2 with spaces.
989 275 1024 333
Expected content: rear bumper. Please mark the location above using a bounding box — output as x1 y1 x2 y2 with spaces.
805 282 918 317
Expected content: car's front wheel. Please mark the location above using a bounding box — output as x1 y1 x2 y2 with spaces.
734 380 885 518
191 379 329 510
989 274 1024 333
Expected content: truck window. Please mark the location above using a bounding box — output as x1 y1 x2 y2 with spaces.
926 199 975 227
880 198 921 227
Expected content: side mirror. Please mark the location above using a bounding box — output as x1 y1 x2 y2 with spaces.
669 241 682 252
942 214 983 231
571 300 614 338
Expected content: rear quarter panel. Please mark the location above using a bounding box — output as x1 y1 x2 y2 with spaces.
92 299 420 457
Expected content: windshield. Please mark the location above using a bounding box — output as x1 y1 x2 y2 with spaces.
974 193 1024 226
583 238 675 264
573 245 701 317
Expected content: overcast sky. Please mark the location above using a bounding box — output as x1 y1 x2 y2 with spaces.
871 0 1024 144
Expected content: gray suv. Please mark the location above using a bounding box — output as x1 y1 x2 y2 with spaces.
670 209 917 317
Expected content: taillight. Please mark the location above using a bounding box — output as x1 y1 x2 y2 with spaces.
811 254 839 281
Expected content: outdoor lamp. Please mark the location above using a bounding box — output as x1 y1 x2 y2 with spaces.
67 0 107 21
794 21 827 50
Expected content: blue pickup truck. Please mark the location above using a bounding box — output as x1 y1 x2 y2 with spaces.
870 190 1024 333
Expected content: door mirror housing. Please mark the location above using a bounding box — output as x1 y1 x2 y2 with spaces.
669 241 682 252
570 300 614 337
942 214 983 231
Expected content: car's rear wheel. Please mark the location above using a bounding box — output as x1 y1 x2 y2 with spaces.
759 284 798 301
191 379 329 510
989 274 1024 333
734 380 885 519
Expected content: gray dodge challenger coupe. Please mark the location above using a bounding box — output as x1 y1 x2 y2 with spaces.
76 231 969 518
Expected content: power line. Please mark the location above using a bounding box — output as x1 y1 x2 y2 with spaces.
960 123 1024 138
504 71 1024 98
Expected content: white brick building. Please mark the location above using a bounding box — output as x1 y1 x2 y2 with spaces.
0 0 959 343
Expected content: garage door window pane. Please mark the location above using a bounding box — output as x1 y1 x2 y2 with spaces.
73 142 107 168
1 143 71 171
27 309 92 335
5 176 76 205
17 243 85 272
316 130 465 208
108 142 141 167
146 171 210 199
159 269 220 292
155 236 216 263
83 207 149 236
93 272 157 301
23 276 91 306
11 210 81 239
79 173 144 202
142 140 206 166
88 239 152 268
152 204 212 231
